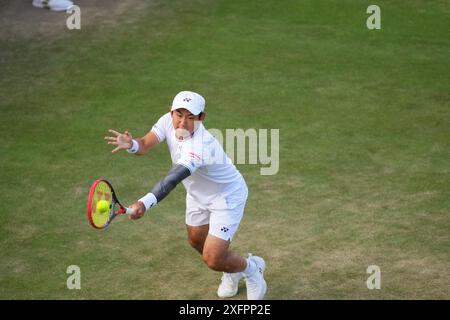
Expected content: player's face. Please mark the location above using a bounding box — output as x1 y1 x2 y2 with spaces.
171 108 200 140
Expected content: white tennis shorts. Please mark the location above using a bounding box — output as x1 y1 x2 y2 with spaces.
185 182 248 241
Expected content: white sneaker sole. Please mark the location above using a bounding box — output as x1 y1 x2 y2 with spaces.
32 1 74 11
217 289 239 299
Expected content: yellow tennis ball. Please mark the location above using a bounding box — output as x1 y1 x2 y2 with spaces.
97 200 110 214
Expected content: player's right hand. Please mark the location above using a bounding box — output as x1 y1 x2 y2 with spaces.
105 129 133 153
128 201 146 220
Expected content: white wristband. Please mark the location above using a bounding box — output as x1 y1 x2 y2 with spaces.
127 139 139 154
138 193 157 211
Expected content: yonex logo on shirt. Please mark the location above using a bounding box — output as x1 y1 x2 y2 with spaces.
188 152 201 161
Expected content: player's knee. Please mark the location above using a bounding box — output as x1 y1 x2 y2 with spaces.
187 236 204 253
187 236 196 248
202 252 225 271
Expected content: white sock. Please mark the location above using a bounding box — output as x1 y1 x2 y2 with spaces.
243 257 256 277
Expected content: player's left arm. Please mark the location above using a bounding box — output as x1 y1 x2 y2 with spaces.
128 164 191 220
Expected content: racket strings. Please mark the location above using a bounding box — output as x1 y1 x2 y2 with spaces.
92 181 114 228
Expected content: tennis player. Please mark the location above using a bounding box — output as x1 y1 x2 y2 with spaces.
105 91 267 300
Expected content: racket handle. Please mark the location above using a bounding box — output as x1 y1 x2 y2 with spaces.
125 207 135 215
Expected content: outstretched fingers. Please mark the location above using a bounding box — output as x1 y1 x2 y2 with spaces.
106 129 132 154
111 146 121 154
108 129 121 137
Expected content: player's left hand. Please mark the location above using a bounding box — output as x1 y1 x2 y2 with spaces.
128 201 146 220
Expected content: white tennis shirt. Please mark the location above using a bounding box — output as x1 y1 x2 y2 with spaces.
151 113 245 207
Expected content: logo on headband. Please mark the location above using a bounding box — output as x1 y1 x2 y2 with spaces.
183 98 192 102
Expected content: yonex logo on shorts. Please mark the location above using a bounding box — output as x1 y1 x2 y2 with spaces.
221 227 229 233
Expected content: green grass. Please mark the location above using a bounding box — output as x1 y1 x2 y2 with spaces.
0 0 449 299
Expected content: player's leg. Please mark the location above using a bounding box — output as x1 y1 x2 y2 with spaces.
202 234 246 272
204 183 248 273
206 183 267 299
202 234 266 300
185 194 211 254
186 224 209 254
202 234 246 298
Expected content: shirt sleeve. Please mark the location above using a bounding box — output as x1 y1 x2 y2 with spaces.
150 113 170 143
176 149 203 174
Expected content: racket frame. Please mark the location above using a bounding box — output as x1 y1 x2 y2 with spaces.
87 179 133 229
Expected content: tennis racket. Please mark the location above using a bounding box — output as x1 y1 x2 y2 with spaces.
87 179 135 229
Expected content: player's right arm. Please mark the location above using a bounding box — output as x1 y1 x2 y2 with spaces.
105 130 160 155
128 163 192 220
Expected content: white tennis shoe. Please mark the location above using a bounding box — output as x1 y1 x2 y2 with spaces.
245 256 267 300
32 0 74 11
217 272 243 298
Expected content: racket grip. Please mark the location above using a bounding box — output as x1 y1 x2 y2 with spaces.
125 207 135 215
